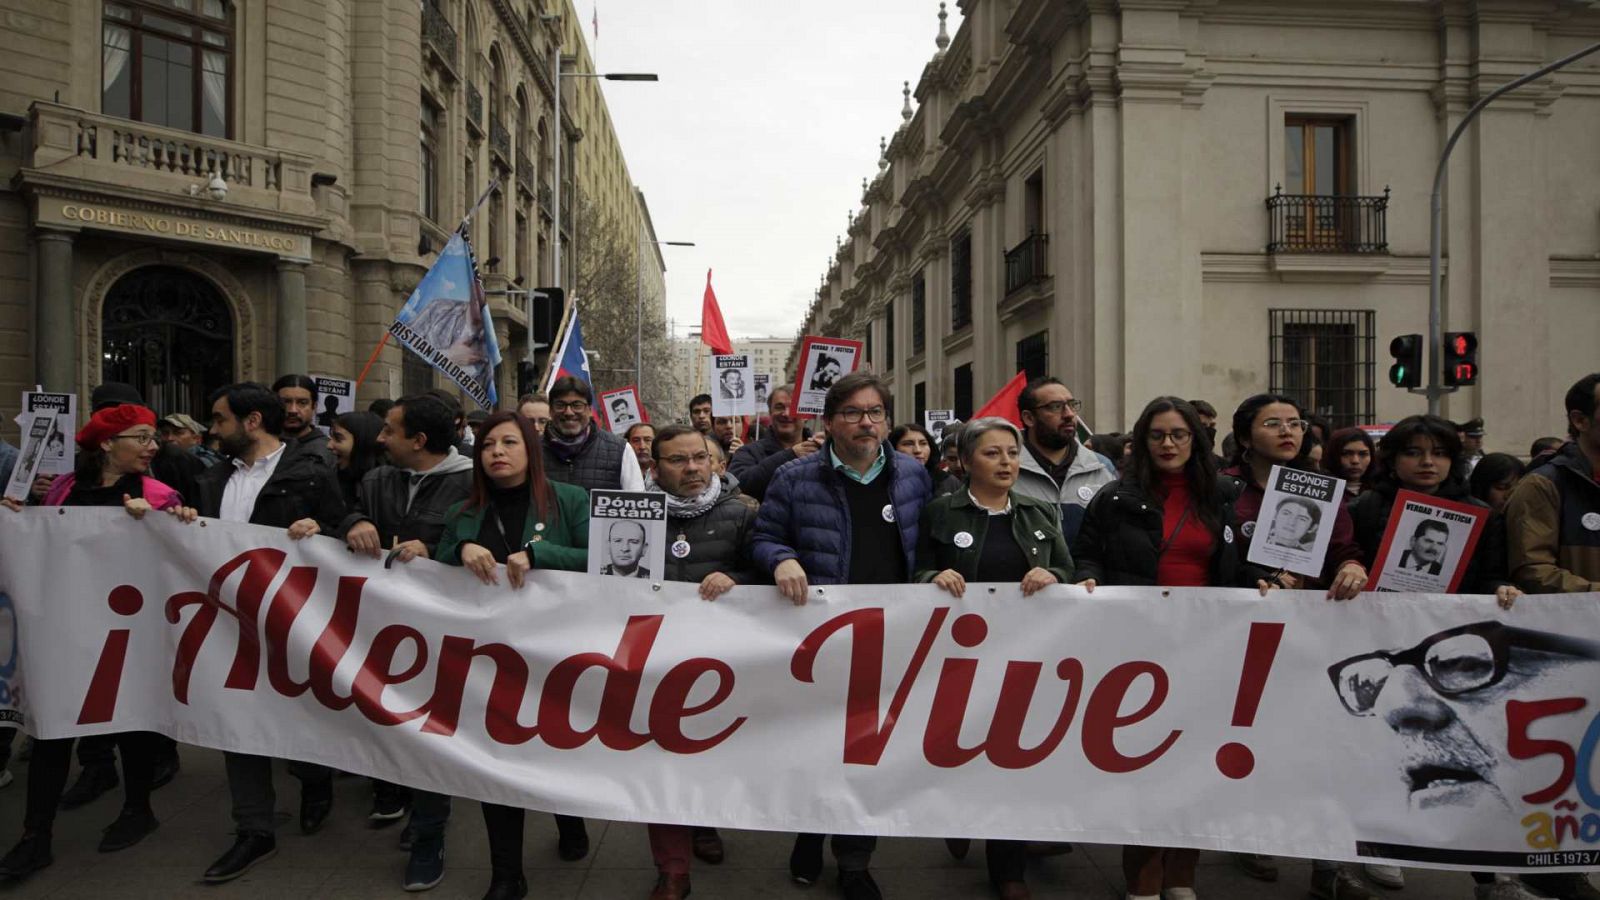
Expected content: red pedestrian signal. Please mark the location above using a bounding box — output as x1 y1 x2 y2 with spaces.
1443 331 1478 387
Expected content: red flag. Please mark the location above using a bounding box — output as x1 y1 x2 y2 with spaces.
700 269 734 355
973 370 1028 428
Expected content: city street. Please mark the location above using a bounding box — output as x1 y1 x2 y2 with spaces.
0 746 1567 899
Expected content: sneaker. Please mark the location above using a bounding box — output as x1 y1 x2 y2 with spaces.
0 769 11 789
399 817 419 851
1476 879 1546 900
98 808 160 852
789 832 824 885
1162 890 1197 900
1310 867 1383 900
838 869 883 900
0 832 52 881
59 762 118 810
1363 864 1404 889
403 838 445 892
1521 873 1600 900
370 783 410 826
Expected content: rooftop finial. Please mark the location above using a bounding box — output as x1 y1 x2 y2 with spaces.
935 2 950 51
878 136 888 172
862 176 870 195
901 80 914 121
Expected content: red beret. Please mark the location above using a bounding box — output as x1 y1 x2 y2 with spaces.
76 403 157 450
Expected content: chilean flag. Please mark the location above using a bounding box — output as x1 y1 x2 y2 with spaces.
542 306 590 393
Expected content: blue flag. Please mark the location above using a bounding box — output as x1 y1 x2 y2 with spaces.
389 232 501 409
542 306 590 393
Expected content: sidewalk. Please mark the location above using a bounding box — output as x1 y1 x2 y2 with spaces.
0 747 1578 898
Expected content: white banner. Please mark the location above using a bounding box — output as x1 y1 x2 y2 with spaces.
2 509 1599 874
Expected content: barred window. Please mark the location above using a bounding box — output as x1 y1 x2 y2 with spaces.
885 301 895 370
914 381 926 423
1016 330 1048 382
1269 309 1375 429
951 229 972 331
954 363 973 420
911 272 926 356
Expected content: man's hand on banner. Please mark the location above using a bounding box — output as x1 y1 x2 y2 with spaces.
1496 584 1522 610
774 559 810 605
698 571 735 601
931 569 966 598
392 539 429 564
1075 578 1096 593
121 495 153 519
460 542 499 585
346 520 382 557
505 550 532 589
1326 562 1368 601
1020 567 1059 596
287 518 321 540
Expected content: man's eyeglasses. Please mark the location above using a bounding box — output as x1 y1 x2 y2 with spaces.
836 406 887 424
1326 621 1600 717
1147 429 1193 446
111 432 157 446
1030 399 1083 416
552 400 589 413
1261 417 1309 433
659 452 712 468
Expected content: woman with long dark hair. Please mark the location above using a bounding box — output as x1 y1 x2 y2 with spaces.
1326 427 1377 500
1071 398 1273 900
891 422 959 495
1468 452 1524 515
0 404 198 881
436 411 590 900
327 410 385 508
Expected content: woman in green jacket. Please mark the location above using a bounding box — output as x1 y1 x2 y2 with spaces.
913 417 1072 900
437 410 589 900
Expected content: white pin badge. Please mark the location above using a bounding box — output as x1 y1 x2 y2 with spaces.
1033 530 1046 540
1223 525 1234 544
1241 521 1256 538
881 504 896 523
535 522 546 532
954 531 973 549
671 539 692 559
1077 485 1095 501
1584 512 1600 532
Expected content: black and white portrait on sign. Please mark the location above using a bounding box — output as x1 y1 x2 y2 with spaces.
587 490 668 580
598 386 646 435
23 391 76 476
1247 464 1345 577
711 354 756 417
791 338 862 417
1370 491 1487 593
312 376 356 432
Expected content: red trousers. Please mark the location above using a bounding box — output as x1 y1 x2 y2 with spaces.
647 823 693 875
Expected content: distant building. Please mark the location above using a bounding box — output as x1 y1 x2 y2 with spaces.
669 332 793 422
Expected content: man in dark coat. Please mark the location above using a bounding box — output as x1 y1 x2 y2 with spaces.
728 385 817 502
542 376 645 492
749 372 932 900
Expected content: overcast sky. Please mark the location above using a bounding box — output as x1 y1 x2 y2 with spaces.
586 0 960 341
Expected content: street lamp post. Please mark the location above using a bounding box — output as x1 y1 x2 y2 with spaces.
637 239 695 405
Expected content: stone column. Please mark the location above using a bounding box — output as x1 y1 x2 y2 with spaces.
35 228 77 393
275 260 308 377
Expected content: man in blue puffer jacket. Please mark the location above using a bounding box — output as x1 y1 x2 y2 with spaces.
750 370 932 900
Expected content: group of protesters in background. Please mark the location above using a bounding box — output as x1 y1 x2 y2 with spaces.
1 367 1597 900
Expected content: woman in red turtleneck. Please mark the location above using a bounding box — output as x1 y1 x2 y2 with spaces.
1070 396 1274 900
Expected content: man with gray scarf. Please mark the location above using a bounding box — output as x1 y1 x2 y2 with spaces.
540 376 645 492
638 423 760 900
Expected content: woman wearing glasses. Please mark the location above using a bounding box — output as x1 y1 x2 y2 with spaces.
914 417 1073 900
0 404 198 881
436 410 590 900
1070 397 1271 900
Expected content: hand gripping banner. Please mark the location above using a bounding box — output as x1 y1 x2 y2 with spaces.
2 509 1599 874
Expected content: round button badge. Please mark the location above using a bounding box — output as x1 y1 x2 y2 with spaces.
671 540 692 559
1077 485 1095 501
954 531 973 549
1241 521 1256 538
1583 512 1600 532
881 504 896 523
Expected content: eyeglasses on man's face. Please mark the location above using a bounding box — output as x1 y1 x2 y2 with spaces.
835 406 887 425
552 400 589 413
1030 399 1082 416
659 452 712 468
1326 621 1600 717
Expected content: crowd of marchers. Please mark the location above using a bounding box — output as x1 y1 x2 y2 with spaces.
1 367 1598 900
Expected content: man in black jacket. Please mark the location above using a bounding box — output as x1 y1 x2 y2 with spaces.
727 385 818 502
641 425 759 900
335 392 472 891
192 383 347 884
273 374 335 466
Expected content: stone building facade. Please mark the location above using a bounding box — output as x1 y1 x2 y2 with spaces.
0 0 658 435
792 0 1600 453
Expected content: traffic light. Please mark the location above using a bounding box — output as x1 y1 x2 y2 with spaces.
530 287 565 349
1388 334 1422 389
1443 331 1479 386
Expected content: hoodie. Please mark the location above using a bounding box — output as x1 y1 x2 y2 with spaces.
338 448 476 554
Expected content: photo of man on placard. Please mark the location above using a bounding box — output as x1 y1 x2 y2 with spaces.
1398 520 1449 575
610 396 638 428
1264 497 1321 552
600 520 650 578
809 352 842 392
719 368 746 401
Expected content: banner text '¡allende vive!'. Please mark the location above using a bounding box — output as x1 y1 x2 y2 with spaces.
74 545 1264 775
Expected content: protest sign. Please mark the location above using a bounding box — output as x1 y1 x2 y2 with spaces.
2 414 60 502
23 391 76 475
753 373 771 409
1370 490 1488 593
311 375 356 432
925 410 958 445
2 509 1598 873
711 355 756 417
587 489 667 579
790 336 863 417
1246 465 1346 577
598 386 646 434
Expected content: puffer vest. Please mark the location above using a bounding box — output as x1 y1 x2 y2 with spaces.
543 427 628 492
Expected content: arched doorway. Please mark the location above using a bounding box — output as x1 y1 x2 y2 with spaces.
101 266 235 418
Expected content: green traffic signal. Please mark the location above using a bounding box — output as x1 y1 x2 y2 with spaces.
1388 334 1422 389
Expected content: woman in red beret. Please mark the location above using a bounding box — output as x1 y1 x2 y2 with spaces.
0 403 197 881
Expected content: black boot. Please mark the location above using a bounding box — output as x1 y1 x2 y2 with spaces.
0 832 53 880
58 763 118 810
481 872 528 900
202 832 277 883
554 814 588 861
98 807 160 852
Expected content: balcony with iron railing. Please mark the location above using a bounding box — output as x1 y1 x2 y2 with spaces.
421 1 459 76
20 101 318 219
489 116 511 166
465 83 483 135
516 151 534 196
538 181 553 219
1004 231 1049 295
1266 186 1390 254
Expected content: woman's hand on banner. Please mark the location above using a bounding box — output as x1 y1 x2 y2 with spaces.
1496 584 1522 610
506 550 532 589
0 497 22 512
699 572 735 600
346 521 382 557
122 495 153 519
1326 562 1367 601
1075 578 1096 593
931 569 966 598
287 518 321 540
166 506 199 524
460 542 499 585
1256 579 1277 596
774 559 810 605
1020 568 1058 596
393 540 428 564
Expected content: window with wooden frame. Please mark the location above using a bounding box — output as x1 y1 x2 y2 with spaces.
420 98 441 223
102 0 234 138
1285 116 1353 197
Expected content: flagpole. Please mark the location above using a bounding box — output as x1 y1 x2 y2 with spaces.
538 301 576 394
